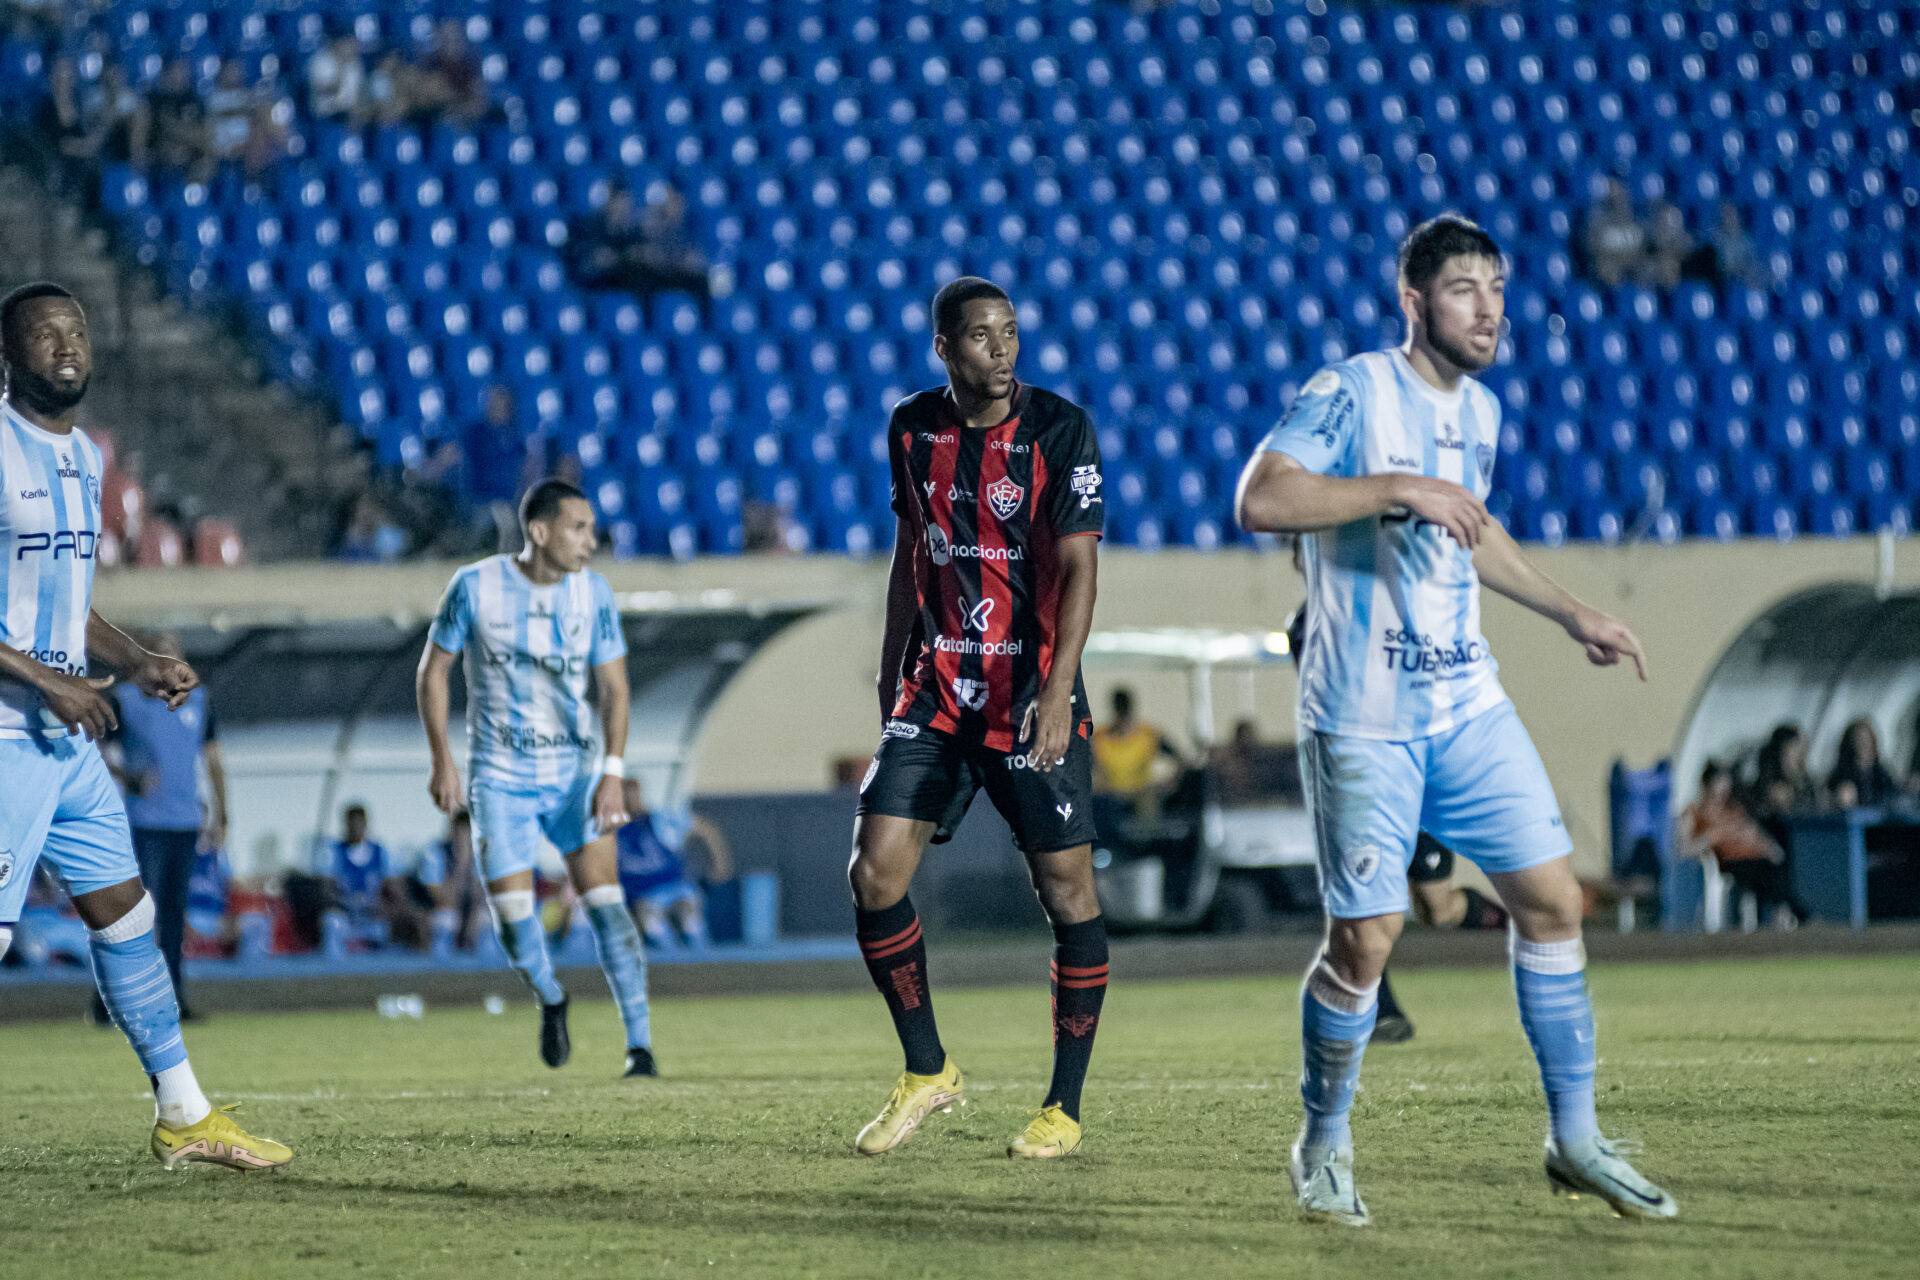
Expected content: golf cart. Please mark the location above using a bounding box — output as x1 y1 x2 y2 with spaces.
1082 628 1320 933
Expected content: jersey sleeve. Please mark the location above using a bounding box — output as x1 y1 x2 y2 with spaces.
589 573 627 666
1046 408 1106 538
1260 364 1363 477
427 571 474 654
886 404 909 518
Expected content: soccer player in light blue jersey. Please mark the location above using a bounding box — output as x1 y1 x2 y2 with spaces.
416 478 657 1076
0 282 291 1171
1237 217 1675 1225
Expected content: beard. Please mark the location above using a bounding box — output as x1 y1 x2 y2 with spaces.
9 366 89 413
1421 300 1495 374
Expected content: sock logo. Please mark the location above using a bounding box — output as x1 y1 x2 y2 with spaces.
889 961 924 1011
0 848 13 888
1057 1013 1099 1039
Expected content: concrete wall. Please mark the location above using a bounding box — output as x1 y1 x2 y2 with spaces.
96 534 1916 876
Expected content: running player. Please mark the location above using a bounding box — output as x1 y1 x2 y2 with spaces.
0 281 291 1170
850 277 1107 1160
416 479 658 1077
1237 216 1676 1224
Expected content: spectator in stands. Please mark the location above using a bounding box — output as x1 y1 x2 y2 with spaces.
306 27 369 126
85 64 149 168
365 50 421 126
1581 177 1646 287
1697 201 1765 289
567 182 715 301
413 19 489 124
1093 686 1185 821
1747 722 1821 853
322 803 415 952
1642 200 1694 290
412 812 485 955
148 58 208 177
441 385 548 550
96 631 227 1021
204 59 287 179
35 57 93 172
335 491 410 562
1828 718 1896 810
1682 760 1805 925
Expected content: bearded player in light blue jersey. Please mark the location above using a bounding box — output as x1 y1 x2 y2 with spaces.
416 479 657 1077
1237 216 1675 1225
0 282 291 1171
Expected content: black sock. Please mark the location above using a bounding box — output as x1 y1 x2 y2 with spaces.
856 896 946 1075
1376 969 1405 1019
1045 916 1109 1121
1458 886 1510 931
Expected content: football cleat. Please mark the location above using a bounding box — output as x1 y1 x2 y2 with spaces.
623 1046 658 1078
1546 1135 1678 1220
1007 1104 1082 1159
539 997 571 1068
152 1105 292 1172
1290 1140 1370 1227
853 1058 964 1156
1371 1012 1416 1045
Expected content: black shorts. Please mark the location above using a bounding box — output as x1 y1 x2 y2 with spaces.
856 721 1099 856
1408 831 1457 883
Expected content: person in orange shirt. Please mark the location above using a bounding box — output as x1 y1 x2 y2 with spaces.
1682 760 1805 924
1091 687 1185 820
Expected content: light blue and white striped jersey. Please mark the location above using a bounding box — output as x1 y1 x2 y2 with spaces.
1262 348 1509 742
0 399 105 739
427 554 628 788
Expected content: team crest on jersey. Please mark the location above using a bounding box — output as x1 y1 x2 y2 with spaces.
87 473 101 507
1344 845 1384 884
0 848 13 889
1303 369 1341 397
1476 444 1495 484
986 476 1024 520
952 677 989 711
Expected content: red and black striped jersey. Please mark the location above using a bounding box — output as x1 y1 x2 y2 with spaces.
885 382 1105 751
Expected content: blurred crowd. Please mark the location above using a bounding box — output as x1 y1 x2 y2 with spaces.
1581 177 1766 291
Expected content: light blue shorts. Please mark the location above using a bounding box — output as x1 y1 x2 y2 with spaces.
469 770 601 882
0 735 141 924
1299 700 1571 920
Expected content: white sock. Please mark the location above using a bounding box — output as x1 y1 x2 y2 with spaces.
154 1060 212 1128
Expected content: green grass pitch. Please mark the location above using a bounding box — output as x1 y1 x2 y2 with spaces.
3 953 1916 1279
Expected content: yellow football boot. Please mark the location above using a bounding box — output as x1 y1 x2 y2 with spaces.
152 1104 293 1172
1008 1104 1082 1159
853 1058 964 1156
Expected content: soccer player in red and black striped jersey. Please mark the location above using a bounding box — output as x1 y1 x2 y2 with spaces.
849 277 1107 1160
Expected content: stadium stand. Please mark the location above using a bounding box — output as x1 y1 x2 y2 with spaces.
8 1 1919 558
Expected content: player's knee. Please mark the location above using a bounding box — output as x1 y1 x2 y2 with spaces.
846 852 906 911
1325 914 1401 985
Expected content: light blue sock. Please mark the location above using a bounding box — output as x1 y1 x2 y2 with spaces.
583 888 652 1050
90 902 188 1076
1299 955 1379 1152
491 891 565 1006
1512 934 1600 1146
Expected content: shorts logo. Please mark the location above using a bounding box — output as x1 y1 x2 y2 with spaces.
1069 464 1103 509
986 476 1024 520
0 848 13 889
952 677 989 711
927 524 952 566
1056 802 1073 821
860 758 881 793
882 719 920 741
1345 845 1384 883
964 598 995 632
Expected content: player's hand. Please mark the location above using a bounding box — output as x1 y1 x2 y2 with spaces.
1390 474 1491 550
134 653 200 709
428 757 465 816
1566 606 1647 681
592 775 630 831
40 671 118 741
1019 687 1075 774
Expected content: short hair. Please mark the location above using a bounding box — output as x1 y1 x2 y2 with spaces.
1699 759 1730 788
344 803 368 820
930 276 1011 337
1111 687 1135 716
1397 215 1502 291
520 477 589 531
0 281 79 355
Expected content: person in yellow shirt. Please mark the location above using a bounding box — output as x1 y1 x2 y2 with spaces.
1092 688 1186 820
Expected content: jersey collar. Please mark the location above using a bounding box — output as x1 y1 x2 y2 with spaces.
1390 348 1466 410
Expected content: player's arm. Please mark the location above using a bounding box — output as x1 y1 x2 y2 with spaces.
0 641 119 739
877 514 917 725
202 737 230 850
590 656 632 830
1236 453 1490 550
1472 517 1647 680
415 643 465 814
87 611 198 707
1023 532 1098 772
689 814 735 881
